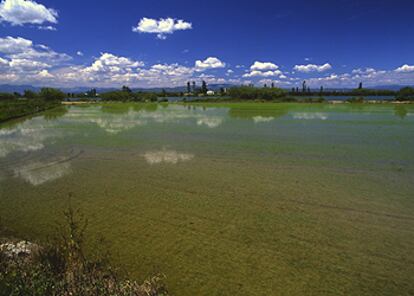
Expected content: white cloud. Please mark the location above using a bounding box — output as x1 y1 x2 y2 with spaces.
36 69 53 78
250 61 278 71
9 58 50 70
293 63 332 73
395 64 414 73
76 51 83 56
0 36 32 53
0 36 72 85
132 17 192 39
243 61 282 78
0 0 57 26
83 52 143 73
0 36 71 66
195 57 225 71
352 67 376 74
38 25 56 31
243 69 282 77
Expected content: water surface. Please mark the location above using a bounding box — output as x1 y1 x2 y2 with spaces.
1 103 413 295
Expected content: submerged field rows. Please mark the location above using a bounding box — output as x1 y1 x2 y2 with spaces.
1 103 413 295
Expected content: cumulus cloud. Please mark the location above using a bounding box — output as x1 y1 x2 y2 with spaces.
0 36 71 84
395 64 414 73
243 70 282 77
132 17 192 39
85 53 143 72
243 61 282 78
294 63 332 73
0 36 71 65
38 25 56 31
352 67 376 74
0 36 32 53
250 61 279 71
195 57 225 71
76 51 83 56
0 0 57 26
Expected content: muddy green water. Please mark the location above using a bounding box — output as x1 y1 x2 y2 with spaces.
1 103 414 295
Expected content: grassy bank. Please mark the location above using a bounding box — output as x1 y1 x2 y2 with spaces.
0 99 61 123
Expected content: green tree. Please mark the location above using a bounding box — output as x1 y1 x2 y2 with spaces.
39 88 66 101
396 87 414 101
201 80 208 94
24 90 38 99
122 85 132 93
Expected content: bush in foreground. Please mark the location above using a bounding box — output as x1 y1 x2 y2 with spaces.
0 206 168 296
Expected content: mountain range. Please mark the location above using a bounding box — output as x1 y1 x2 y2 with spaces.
0 84 411 94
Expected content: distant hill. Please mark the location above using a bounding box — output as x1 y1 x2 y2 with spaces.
371 85 413 91
0 84 236 94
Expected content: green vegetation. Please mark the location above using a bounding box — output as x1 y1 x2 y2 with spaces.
0 87 66 122
228 86 289 101
100 90 158 102
0 205 168 296
288 81 396 97
396 87 414 101
0 99 61 123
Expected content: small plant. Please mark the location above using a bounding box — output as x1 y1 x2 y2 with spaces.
0 205 168 296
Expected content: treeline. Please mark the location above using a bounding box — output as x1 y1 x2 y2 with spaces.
227 85 414 102
0 88 66 101
0 88 65 122
228 86 290 101
289 88 396 97
100 91 158 102
395 87 414 101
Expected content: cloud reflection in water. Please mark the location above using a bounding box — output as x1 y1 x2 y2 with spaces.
13 161 71 186
142 149 194 165
253 116 274 123
292 112 328 120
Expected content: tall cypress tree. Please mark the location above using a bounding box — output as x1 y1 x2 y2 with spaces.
201 80 208 94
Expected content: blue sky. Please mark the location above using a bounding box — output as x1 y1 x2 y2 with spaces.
0 0 414 88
